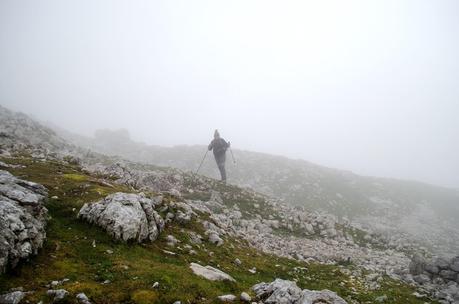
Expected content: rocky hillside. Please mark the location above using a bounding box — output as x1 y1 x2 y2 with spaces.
54 124 459 257
1 105 458 303
0 150 445 303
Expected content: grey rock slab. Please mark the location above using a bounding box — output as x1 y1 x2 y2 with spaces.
298 289 347 304
190 263 235 282
218 294 236 302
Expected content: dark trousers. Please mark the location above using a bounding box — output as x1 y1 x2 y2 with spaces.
214 153 226 181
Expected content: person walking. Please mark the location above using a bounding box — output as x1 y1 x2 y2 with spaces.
208 130 230 182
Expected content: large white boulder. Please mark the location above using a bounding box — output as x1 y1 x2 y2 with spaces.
0 170 48 273
78 192 164 242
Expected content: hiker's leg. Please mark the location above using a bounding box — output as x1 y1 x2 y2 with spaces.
217 161 226 181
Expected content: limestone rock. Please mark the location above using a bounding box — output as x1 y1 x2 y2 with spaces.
78 192 164 242
240 292 251 302
252 279 303 303
217 294 236 302
252 279 347 304
298 289 348 304
76 293 91 304
47 289 69 303
189 263 235 282
0 170 48 273
207 231 224 246
0 291 27 304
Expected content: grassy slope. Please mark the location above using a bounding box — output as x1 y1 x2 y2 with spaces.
0 156 436 304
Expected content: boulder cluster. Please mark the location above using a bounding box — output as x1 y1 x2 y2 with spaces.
408 254 459 303
0 170 48 273
252 279 347 304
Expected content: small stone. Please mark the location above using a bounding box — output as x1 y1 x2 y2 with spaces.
217 294 236 302
413 274 430 284
47 289 69 302
168 189 181 197
234 258 242 266
76 293 91 304
248 267 256 274
375 294 388 302
166 235 179 247
50 281 59 287
208 231 223 246
240 292 251 302
106 250 114 254
152 282 159 289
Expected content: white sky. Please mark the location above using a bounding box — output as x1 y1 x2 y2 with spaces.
1 0 459 188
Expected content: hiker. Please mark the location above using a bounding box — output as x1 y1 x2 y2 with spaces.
208 130 230 182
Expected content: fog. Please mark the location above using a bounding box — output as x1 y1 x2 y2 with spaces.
1 0 459 188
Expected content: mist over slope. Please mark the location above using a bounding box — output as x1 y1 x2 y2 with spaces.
52 123 459 257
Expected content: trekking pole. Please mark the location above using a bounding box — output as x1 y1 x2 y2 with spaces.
229 147 236 164
195 150 208 175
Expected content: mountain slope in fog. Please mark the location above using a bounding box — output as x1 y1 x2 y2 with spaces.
53 127 459 256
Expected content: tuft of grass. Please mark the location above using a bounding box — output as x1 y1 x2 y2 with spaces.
63 173 88 182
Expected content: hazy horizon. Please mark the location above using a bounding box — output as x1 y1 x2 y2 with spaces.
1 0 459 188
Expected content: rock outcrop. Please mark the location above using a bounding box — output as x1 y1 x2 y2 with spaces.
252 279 347 304
0 170 48 273
78 192 164 242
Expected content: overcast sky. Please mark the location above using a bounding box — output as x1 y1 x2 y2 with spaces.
1 0 459 188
